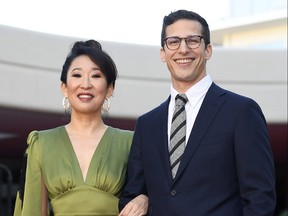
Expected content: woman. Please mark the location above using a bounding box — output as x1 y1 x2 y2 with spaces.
14 40 147 216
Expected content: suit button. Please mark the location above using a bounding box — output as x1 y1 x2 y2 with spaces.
171 190 177 196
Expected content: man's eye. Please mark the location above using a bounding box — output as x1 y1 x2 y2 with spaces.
187 37 200 44
189 39 198 43
169 39 179 44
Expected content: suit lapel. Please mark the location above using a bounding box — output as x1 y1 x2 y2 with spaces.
153 97 175 183
173 83 226 182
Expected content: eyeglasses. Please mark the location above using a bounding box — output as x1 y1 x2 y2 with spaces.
164 35 203 50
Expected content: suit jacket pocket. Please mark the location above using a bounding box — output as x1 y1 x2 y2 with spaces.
199 133 232 148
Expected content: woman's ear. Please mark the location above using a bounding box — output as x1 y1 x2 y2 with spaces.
106 84 114 98
61 82 68 97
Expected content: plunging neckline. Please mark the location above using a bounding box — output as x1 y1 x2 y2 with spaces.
62 126 110 183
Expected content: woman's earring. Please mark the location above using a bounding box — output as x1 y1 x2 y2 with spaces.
102 98 110 112
62 96 70 112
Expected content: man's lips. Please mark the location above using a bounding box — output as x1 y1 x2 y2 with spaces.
174 58 194 64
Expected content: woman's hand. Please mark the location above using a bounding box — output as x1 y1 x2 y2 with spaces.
118 194 148 216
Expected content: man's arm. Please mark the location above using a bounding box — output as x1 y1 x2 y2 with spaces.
235 99 276 215
119 119 147 211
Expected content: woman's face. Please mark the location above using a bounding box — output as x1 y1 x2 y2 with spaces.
61 55 113 115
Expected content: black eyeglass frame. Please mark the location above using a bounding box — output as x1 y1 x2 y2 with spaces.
163 35 204 50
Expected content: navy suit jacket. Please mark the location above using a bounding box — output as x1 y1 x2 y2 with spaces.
119 83 276 216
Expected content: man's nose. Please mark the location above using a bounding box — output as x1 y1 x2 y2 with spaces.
179 39 190 53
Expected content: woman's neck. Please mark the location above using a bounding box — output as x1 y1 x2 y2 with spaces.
66 113 107 136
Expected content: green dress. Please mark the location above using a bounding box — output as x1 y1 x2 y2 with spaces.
14 126 133 216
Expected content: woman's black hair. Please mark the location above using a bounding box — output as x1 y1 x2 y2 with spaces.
60 39 117 88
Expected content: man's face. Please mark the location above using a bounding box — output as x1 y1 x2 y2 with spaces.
160 19 212 92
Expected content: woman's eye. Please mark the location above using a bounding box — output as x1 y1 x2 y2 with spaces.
72 73 81 78
92 74 101 78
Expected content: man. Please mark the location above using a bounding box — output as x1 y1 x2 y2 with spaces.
119 10 276 216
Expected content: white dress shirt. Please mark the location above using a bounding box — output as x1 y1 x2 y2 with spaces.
168 74 213 146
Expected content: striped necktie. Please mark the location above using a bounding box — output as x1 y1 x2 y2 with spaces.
169 94 188 178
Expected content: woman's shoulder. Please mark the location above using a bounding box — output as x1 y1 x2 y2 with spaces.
105 127 133 153
27 126 65 146
107 126 134 143
108 126 133 134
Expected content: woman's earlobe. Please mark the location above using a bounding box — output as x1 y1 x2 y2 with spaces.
61 83 68 96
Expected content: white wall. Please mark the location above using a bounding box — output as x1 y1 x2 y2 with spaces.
0 25 287 123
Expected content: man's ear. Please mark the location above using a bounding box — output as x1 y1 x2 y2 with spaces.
160 48 166 62
205 44 212 60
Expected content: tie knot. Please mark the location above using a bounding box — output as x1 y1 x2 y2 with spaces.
175 94 188 106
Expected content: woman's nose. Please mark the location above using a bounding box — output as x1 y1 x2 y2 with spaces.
81 77 92 88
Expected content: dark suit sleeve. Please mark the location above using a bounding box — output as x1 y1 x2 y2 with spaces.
119 118 147 211
234 99 276 215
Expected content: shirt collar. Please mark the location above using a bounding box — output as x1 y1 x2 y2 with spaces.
170 74 213 108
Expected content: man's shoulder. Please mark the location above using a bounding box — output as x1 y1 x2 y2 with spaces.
209 83 262 114
210 82 254 102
